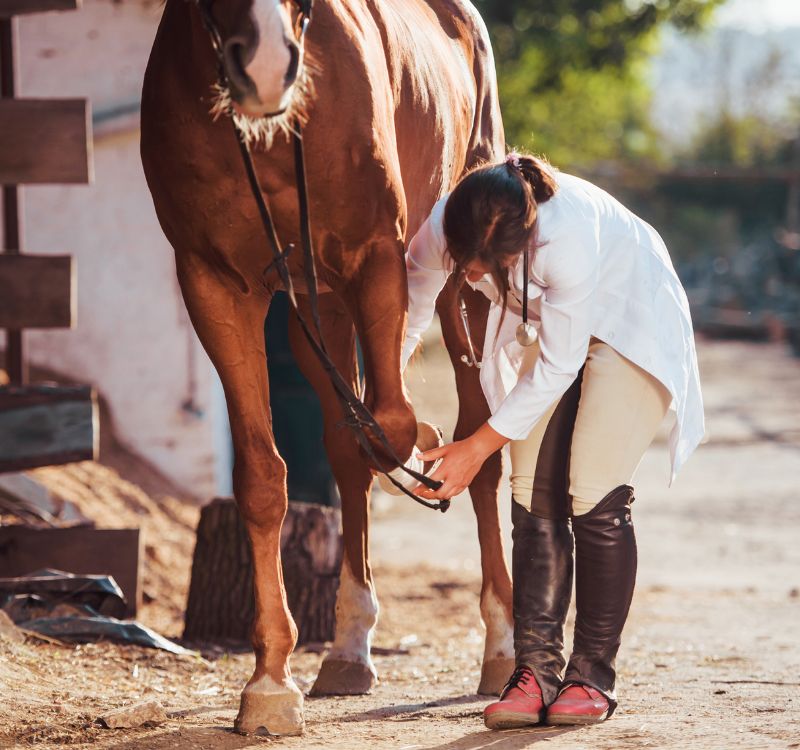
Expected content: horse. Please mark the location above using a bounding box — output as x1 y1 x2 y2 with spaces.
141 0 513 735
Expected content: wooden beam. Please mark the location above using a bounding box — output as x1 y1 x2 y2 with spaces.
0 384 97 472
0 254 75 328
0 527 141 617
0 99 92 185
0 0 79 18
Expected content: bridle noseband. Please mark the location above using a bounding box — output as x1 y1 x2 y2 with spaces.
189 0 450 511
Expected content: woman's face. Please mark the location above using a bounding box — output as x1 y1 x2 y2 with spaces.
465 261 491 282
464 255 516 282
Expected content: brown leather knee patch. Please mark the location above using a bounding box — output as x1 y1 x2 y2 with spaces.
528 369 584 520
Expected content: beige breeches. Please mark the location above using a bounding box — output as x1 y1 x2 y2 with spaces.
510 338 671 517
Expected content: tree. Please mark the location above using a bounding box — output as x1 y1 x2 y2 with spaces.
474 0 725 167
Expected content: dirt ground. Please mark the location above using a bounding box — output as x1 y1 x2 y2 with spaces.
1 337 799 749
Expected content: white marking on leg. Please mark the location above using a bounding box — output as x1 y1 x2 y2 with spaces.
326 557 379 673
481 584 514 663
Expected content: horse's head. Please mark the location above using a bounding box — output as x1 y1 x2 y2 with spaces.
199 0 315 142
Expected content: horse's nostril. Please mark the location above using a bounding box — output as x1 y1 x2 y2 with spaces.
284 42 300 88
223 39 256 97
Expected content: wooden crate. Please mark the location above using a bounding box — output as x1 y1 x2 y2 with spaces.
0 526 141 617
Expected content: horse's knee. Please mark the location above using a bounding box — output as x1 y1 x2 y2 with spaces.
233 435 288 526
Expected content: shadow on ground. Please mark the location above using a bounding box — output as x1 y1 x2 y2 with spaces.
414 726 581 750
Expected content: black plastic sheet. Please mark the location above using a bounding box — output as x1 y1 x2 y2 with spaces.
0 568 194 655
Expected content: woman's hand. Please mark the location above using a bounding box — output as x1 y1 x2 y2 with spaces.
414 422 509 500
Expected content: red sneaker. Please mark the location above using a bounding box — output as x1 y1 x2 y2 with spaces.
483 666 545 730
546 684 609 725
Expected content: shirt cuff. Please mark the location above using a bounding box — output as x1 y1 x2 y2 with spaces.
487 411 527 442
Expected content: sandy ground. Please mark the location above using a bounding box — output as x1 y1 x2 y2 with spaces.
1 337 799 749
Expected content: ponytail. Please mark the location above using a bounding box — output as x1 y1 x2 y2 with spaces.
505 151 557 204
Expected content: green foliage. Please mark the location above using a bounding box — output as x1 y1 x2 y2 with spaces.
499 44 658 166
687 105 800 167
475 0 721 71
474 0 724 167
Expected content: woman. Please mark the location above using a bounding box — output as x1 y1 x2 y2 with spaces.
400 153 704 729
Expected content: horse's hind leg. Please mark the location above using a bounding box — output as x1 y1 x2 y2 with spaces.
436 281 516 695
287 293 379 696
176 255 304 735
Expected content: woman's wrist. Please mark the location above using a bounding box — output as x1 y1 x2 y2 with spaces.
468 422 510 459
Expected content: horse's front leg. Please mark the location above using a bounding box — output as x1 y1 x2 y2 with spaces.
176 255 304 735
338 237 418 467
437 281 516 695
287 294 379 695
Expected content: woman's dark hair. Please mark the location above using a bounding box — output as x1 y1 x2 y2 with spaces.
443 152 558 323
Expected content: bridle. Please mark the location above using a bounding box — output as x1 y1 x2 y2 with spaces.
189 0 449 511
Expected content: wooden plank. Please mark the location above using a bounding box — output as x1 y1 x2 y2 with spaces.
0 0 79 17
0 384 97 471
0 254 75 328
0 99 92 185
0 526 141 617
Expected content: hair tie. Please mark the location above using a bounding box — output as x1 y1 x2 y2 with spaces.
505 152 522 170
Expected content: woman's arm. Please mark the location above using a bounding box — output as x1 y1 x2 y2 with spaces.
401 200 451 371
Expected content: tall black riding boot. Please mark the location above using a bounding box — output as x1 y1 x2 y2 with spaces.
511 500 575 707
563 485 638 716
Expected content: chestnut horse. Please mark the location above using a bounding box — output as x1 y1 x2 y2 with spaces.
141 0 513 735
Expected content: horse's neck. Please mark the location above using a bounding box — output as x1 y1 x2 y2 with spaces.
161 0 214 66
153 0 220 105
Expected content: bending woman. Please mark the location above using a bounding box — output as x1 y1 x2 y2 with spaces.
400 153 704 729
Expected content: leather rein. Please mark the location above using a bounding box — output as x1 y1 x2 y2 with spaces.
191 0 449 512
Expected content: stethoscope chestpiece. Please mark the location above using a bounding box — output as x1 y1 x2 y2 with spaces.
516 248 536 347
516 321 537 347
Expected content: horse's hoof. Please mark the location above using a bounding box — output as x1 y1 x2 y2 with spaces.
234 676 305 736
478 657 516 696
309 658 377 696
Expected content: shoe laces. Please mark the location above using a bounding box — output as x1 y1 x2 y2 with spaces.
502 666 539 698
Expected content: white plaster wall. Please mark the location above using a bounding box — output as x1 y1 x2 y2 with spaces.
4 0 229 498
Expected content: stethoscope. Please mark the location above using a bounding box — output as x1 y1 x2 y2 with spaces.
459 247 537 369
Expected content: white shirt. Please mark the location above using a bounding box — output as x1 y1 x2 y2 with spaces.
401 171 705 483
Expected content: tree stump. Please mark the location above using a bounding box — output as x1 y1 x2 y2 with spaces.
183 498 342 645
